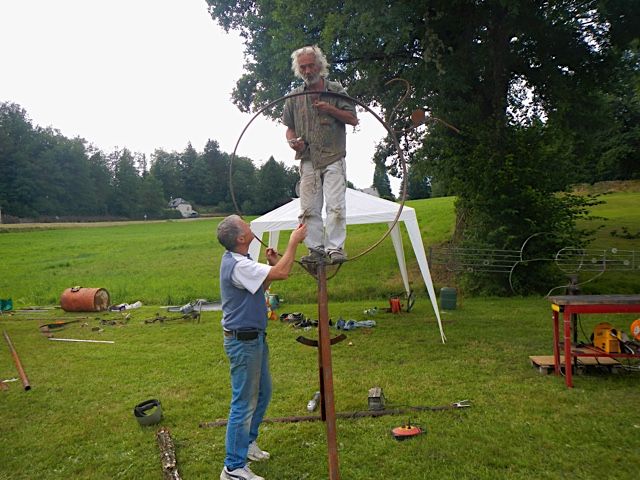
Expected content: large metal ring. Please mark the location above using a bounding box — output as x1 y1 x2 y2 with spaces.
229 89 408 263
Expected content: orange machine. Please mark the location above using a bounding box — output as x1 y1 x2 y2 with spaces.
592 322 621 354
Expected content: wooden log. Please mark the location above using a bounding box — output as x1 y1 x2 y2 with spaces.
156 427 181 480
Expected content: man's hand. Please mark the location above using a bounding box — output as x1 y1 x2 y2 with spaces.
313 100 358 126
290 223 307 244
265 247 279 266
265 224 307 282
312 100 333 113
288 137 306 152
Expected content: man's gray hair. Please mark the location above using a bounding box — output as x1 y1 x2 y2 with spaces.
217 215 243 251
291 45 329 79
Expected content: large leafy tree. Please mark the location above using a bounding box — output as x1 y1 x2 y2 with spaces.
406 164 432 200
109 149 142 218
139 173 167 219
372 155 394 200
0 103 42 217
206 0 638 293
87 150 113 215
0 103 99 217
179 143 200 195
199 140 230 206
150 149 184 202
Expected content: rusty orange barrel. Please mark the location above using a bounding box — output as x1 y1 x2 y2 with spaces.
60 287 110 312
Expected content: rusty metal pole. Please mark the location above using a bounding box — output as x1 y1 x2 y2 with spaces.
316 263 340 480
3 330 31 391
318 335 327 421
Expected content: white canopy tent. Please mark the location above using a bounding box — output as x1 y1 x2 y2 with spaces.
249 188 446 343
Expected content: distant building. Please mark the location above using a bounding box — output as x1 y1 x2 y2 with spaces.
168 198 199 218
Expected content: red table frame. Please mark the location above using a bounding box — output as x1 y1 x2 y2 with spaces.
548 295 640 388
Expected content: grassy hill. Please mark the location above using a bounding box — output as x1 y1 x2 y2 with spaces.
1 181 637 308
0 197 456 307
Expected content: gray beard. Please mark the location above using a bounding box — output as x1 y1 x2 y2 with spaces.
303 74 322 87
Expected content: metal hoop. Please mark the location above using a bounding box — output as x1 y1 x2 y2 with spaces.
228 88 409 264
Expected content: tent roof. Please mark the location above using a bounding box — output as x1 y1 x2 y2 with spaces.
250 188 415 232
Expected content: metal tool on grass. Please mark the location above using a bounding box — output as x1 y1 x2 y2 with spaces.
200 400 472 427
307 391 321 412
3 330 31 391
48 338 114 344
391 419 424 441
38 319 81 337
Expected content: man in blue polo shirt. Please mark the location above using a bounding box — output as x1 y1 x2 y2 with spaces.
217 215 306 480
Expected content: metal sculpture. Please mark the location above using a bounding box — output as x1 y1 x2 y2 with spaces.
226 81 456 479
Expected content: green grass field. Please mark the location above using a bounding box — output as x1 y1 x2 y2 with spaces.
1 186 639 479
0 195 457 308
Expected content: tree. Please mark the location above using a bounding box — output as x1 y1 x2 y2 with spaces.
150 149 183 202
36 133 98 216
139 173 166 219
0 102 41 217
372 161 394 201
205 0 639 293
256 156 296 213
230 156 258 214
87 149 113 215
406 163 431 200
199 140 229 206
109 148 142 218
370 139 394 200
2 101 297 218
179 143 199 193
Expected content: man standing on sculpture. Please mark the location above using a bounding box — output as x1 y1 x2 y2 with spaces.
282 45 358 264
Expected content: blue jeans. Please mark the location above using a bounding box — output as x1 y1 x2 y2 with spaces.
223 333 272 470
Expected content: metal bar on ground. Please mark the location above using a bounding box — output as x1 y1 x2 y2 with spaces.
199 403 472 428
3 330 31 391
48 338 114 344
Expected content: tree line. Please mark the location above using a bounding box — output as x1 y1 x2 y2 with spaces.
0 102 303 221
0 101 431 222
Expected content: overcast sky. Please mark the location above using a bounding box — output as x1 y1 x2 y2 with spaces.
0 0 393 192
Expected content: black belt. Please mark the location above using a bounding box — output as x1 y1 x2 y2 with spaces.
223 329 265 340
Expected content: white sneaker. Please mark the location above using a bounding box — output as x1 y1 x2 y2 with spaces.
220 465 264 480
247 441 270 461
